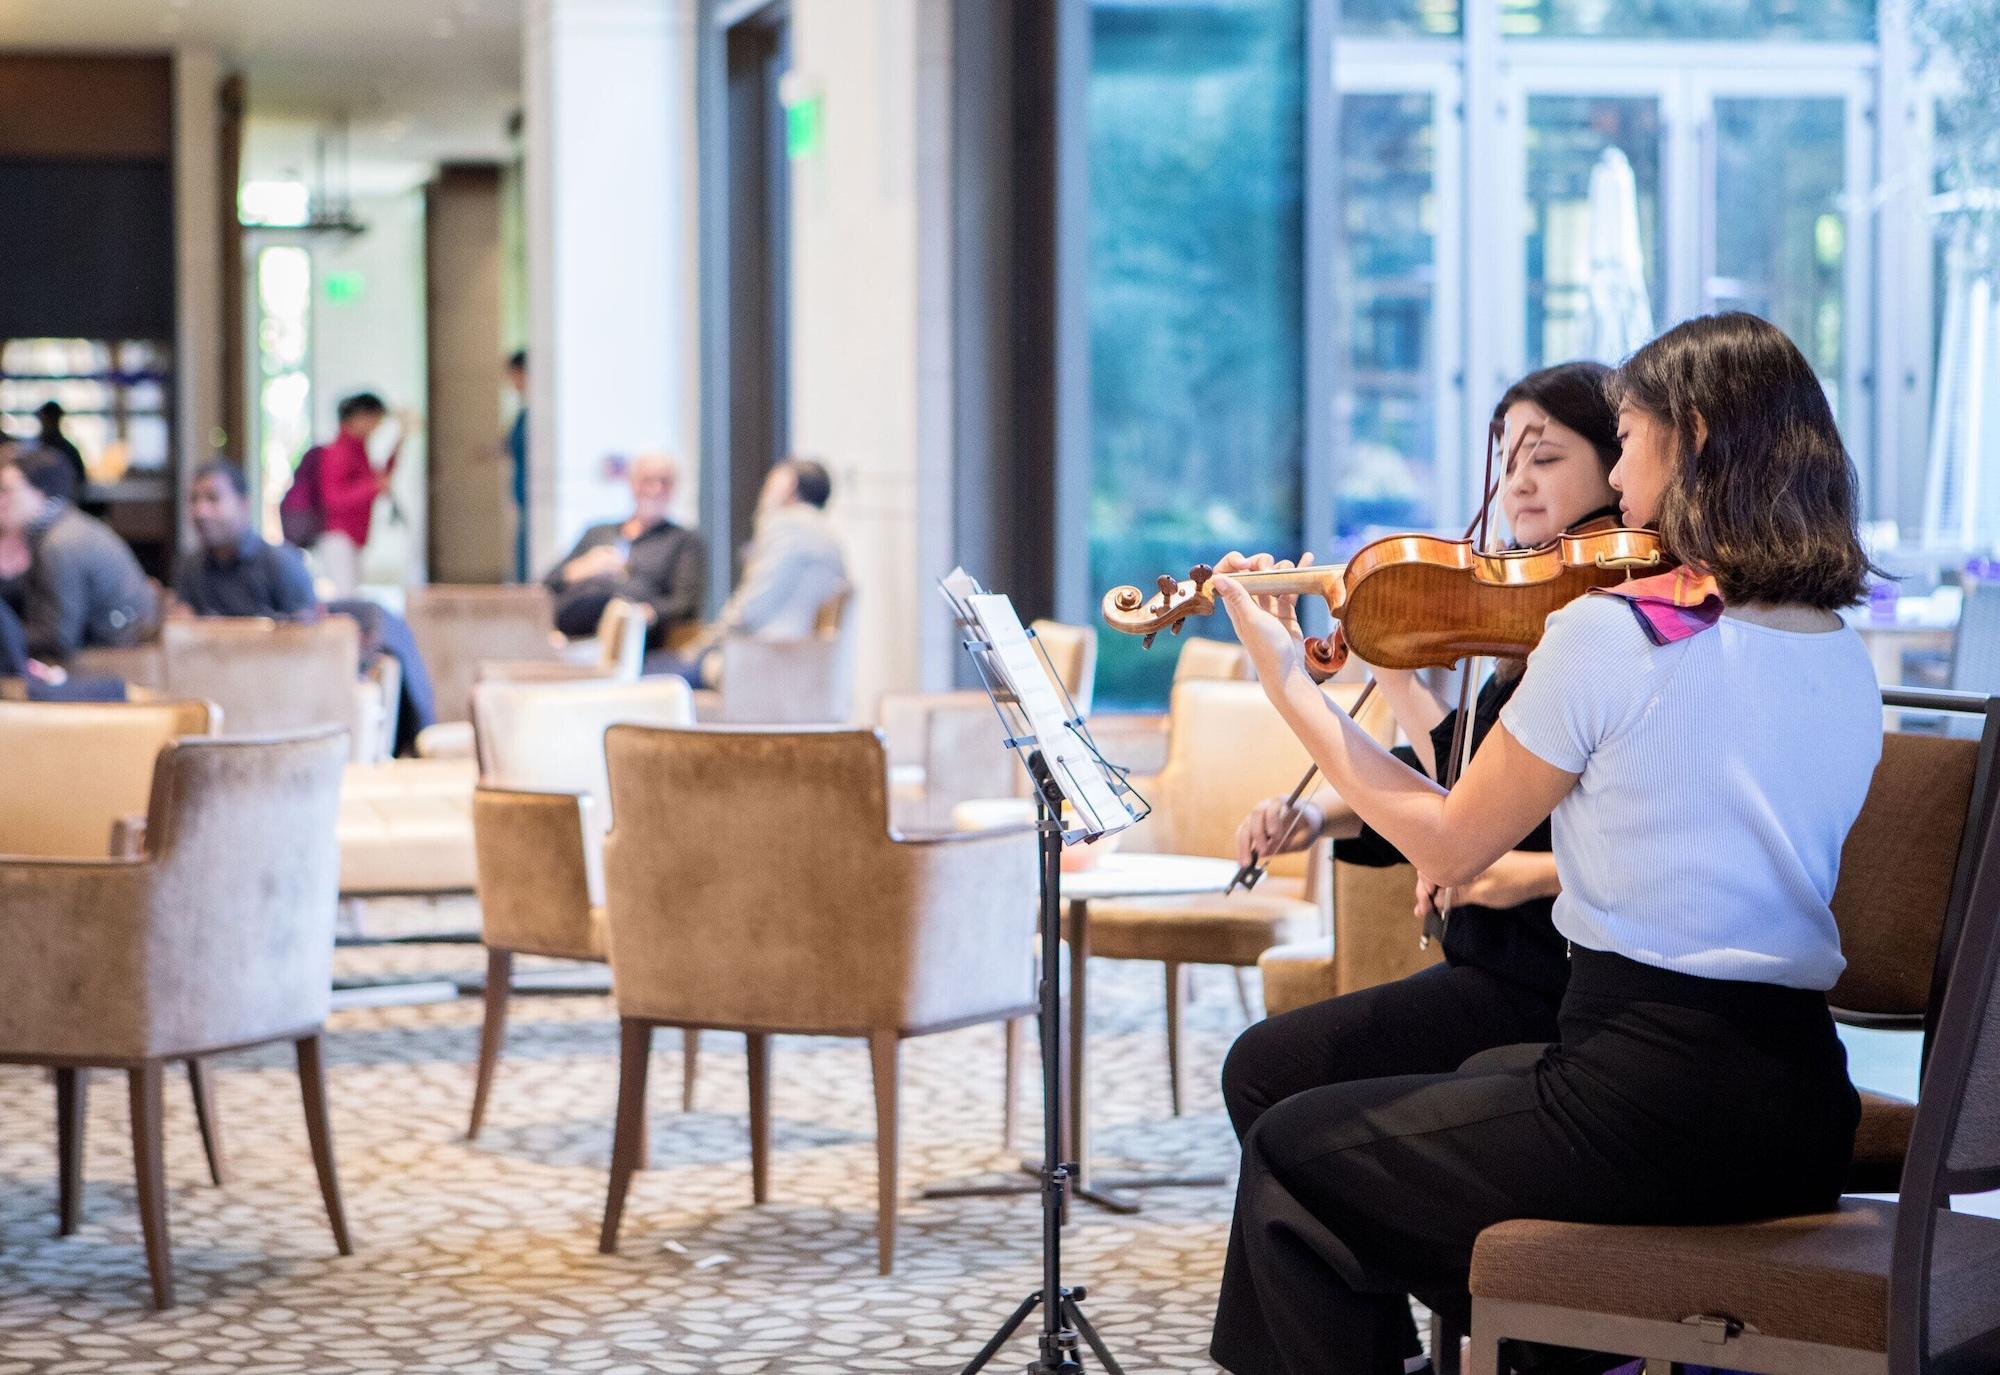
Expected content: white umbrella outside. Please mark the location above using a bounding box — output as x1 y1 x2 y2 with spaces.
1581 146 1654 363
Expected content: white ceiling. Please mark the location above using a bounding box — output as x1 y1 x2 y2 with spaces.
0 0 523 193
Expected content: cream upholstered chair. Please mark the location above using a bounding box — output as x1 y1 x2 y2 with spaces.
709 585 857 724
405 584 558 726
0 697 232 1190
597 725 1036 1273
465 676 699 1138
1092 634 1255 779
0 729 353 1309
1088 678 1394 1114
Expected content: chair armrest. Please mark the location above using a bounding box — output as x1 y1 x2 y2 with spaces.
416 720 476 760
0 858 157 1060
885 826 1039 1029
108 814 149 858
473 786 603 957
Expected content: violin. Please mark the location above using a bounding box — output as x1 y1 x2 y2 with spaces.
1101 519 1667 680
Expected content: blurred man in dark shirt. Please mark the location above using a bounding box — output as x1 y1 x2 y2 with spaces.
544 451 705 652
175 460 319 617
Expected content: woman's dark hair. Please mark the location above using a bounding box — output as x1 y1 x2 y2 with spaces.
784 457 832 509
337 391 387 423
1609 312 1875 610
1492 361 1620 473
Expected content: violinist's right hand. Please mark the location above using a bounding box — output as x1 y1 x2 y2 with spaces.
1235 795 1325 870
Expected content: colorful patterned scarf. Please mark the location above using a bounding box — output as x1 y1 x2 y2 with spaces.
1592 565 1724 644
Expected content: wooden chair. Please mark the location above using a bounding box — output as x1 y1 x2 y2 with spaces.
0 730 353 1308
465 676 699 1139
596 725 1036 1273
1465 703 2000 1373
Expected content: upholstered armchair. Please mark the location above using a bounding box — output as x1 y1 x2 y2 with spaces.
1090 635 1256 779
705 586 857 724
0 729 353 1308
465 676 699 1139
1088 678 1396 1113
597 725 1037 1273
404 584 558 726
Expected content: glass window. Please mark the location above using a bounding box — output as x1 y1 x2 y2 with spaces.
255 245 314 533
1342 0 1461 37
1500 0 1873 41
1709 97 1848 419
1089 0 1305 709
1335 91 1443 542
1523 95 1663 370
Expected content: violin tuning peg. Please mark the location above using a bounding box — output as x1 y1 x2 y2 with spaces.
1156 574 1178 597
1141 633 1157 650
1170 620 1185 636
1190 563 1213 585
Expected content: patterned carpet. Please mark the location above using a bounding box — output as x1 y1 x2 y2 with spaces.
0 898 1277 1374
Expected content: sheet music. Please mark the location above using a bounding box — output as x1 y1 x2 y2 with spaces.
963 592 1138 838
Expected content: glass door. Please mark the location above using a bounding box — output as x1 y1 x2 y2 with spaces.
1693 73 1872 477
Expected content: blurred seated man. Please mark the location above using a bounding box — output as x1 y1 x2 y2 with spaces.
0 446 156 662
682 458 847 685
175 459 319 617
545 451 706 655
173 457 436 753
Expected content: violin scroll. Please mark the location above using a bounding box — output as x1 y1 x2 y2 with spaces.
1102 564 1221 644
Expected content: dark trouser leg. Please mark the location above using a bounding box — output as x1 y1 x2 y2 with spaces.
1219 961 1561 1141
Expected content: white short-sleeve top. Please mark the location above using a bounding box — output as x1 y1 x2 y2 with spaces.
1499 594 1882 990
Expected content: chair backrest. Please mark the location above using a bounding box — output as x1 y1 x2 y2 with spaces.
405 584 558 723
158 617 360 740
141 729 349 1055
719 586 858 724
1029 618 1098 717
1886 696 2000 1372
594 597 649 677
1152 679 1361 879
473 676 696 805
1172 636 1254 684
1831 691 2000 1056
0 698 218 856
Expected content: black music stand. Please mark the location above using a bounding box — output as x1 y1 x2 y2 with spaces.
939 573 1146 1375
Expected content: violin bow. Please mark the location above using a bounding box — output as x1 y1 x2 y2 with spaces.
1229 678 1376 894
1423 416 1550 946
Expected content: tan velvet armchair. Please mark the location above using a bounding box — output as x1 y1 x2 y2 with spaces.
466 676 699 1139
404 584 558 726
596 724 1037 1273
0 729 354 1308
0 697 233 1192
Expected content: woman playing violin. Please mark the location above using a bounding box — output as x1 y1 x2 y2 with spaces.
1220 361 1620 1173
1207 314 1880 1375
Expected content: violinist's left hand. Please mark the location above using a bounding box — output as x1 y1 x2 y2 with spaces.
1211 551 1311 689
1414 850 1560 922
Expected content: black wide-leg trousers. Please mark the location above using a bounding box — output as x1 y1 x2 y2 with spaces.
1211 950 1861 1375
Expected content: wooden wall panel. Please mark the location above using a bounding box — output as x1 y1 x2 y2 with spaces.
424 163 510 583
0 55 173 161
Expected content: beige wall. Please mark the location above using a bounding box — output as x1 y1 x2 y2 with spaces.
787 0 956 713
425 164 511 583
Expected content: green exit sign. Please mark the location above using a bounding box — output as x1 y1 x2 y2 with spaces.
324 270 366 304
786 94 823 160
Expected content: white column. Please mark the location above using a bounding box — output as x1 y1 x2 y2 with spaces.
523 0 701 576
790 0 957 709
172 45 223 538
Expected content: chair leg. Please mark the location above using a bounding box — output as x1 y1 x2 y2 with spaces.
1164 962 1186 1116
869 1030 900 1276
746 1032 771 1205
55 1067 86 1236
186 1059 227 1186
128 1061 173 1309
680 1027 700 1113
1431 1312 1464 1375
1232 966 1257 1022
599 1019 652 1253
295 1035 353 1256
1002 1016 1025 1151
467 948 513 1140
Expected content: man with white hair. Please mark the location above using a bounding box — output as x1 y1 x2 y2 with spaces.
544 451 707 651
